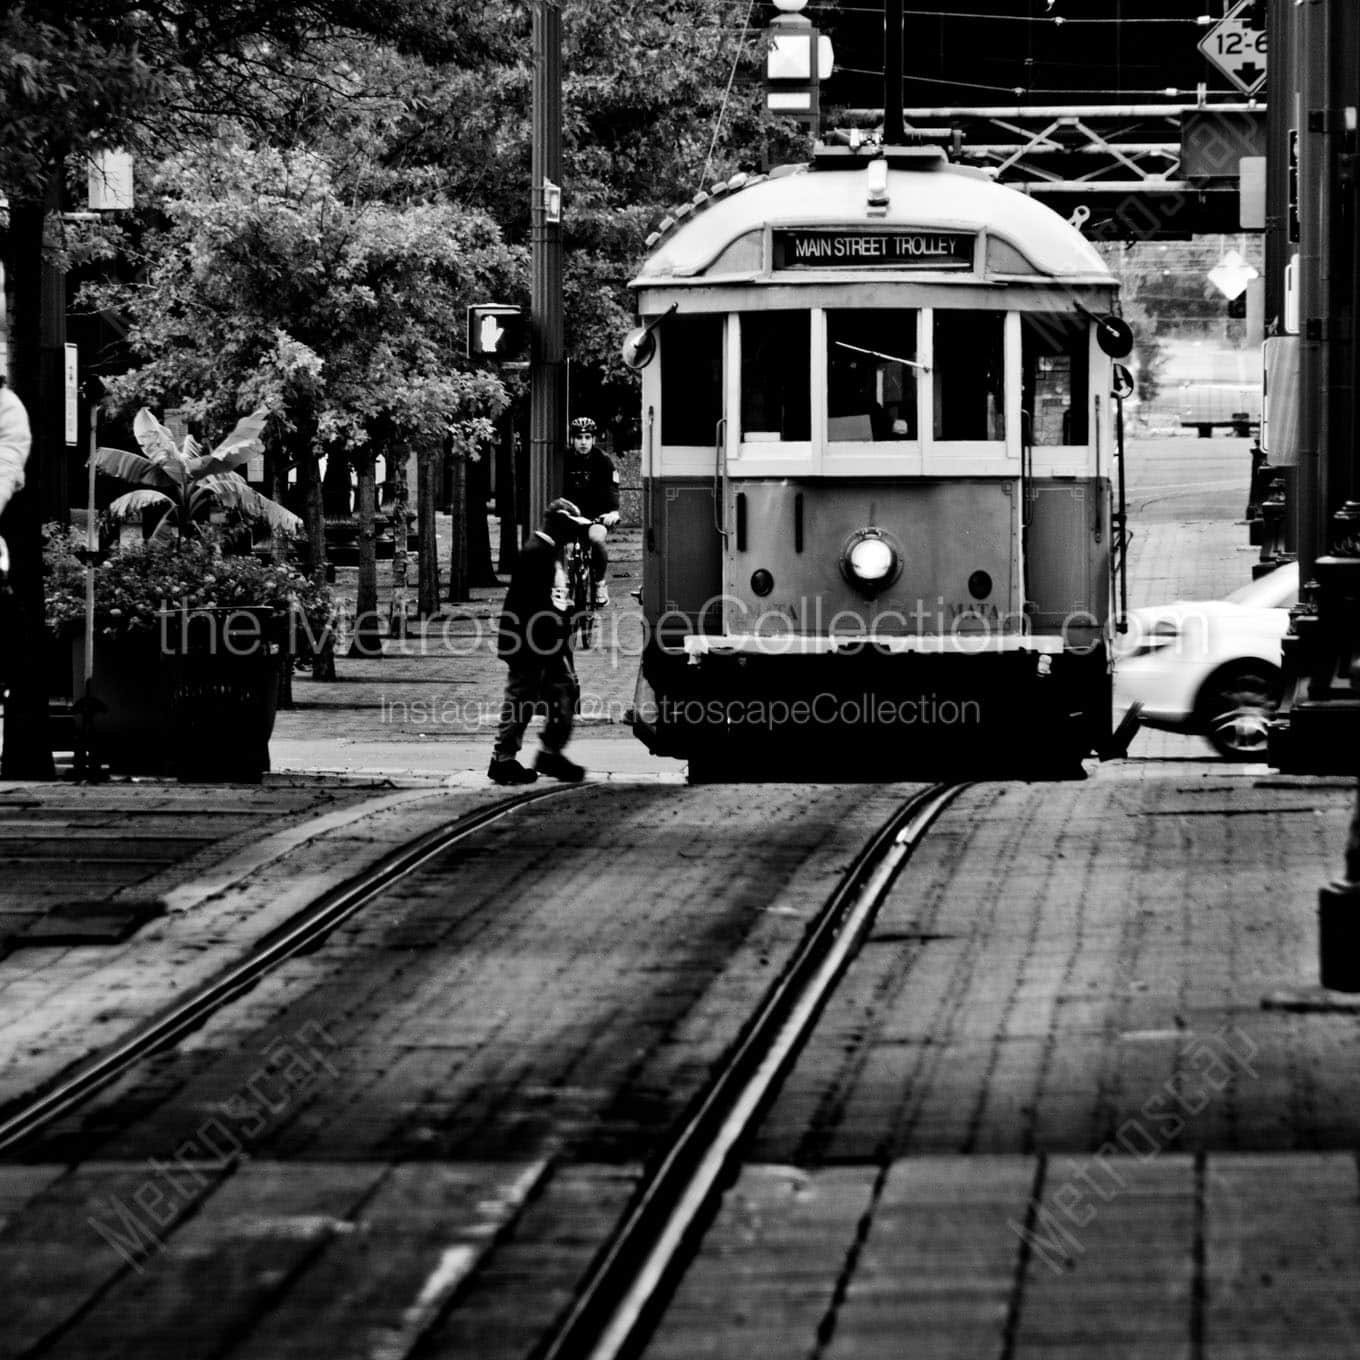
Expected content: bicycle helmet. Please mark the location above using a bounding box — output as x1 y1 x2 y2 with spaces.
569 417 597 437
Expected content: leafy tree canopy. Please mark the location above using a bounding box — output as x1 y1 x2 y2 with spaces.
14 0 799 443
81 140 515 456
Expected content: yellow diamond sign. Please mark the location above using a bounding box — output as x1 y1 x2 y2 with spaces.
1199 0 1268 98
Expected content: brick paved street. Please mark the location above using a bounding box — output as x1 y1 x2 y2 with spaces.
2 435 1357 1359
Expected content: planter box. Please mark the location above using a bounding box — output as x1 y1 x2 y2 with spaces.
70 607 282 781
70 630 171 776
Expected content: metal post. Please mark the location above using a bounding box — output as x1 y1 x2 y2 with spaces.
885 0 904 145
1264 0 1296 330
1115 394 1129 624
1296 0 1331 585
1334 0 1360 516
530 0 565 534
83 403 96 689
76 402 97 778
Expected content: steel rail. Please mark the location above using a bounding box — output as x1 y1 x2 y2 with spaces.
0 783 581 1155
536 781 967 1360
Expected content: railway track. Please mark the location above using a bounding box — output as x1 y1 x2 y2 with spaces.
0 778 965 1360
539 780 966 1360
0 783 582 1156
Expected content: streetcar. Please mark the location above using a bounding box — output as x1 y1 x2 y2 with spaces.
624 143 1130 778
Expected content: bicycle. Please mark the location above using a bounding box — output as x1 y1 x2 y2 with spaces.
563 527 597 651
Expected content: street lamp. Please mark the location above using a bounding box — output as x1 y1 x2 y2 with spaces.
764 0 834 131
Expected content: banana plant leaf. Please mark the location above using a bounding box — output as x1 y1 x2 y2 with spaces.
192 472 303 535
93 446 180 489
185 408 268 480
132 408 182 464
107 489 177 522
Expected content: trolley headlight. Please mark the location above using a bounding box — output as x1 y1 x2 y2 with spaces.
840 528 901 595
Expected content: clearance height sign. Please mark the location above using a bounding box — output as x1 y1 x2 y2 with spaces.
774 229 975 270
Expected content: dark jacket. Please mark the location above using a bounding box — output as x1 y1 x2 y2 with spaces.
563 447 619 520
497 531 572 663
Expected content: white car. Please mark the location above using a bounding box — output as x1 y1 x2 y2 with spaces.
1113 563 1299 759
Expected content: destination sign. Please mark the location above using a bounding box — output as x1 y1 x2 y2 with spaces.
773 229 975 271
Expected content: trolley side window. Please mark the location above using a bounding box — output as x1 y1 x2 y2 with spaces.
1022 316 1089 446
933 311 1006 441
662 315 724 446
826 309 918 441
740 312 811 442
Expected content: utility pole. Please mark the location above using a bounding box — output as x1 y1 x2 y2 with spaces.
530 0 565 533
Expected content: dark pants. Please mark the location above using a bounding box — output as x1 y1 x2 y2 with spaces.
586 523 608 584
493 652 577 760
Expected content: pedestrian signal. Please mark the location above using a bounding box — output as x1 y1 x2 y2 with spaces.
467 304 527 360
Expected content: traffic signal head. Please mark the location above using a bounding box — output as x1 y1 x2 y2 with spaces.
467 304 527 361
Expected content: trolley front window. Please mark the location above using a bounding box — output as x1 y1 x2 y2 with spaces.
740 312 811 442
826 310 918 441
662 315 724 446
1022 316 1089 446
933 311 1006 442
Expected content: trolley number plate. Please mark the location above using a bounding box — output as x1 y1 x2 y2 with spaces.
773 229 975 270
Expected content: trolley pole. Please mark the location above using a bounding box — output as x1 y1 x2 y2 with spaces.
885 0 904 144
529 0 565 534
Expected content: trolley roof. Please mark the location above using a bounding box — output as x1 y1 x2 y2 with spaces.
632 157 1115 289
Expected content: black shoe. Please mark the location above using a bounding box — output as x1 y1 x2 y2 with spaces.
488 757 538 785
535 750 585 782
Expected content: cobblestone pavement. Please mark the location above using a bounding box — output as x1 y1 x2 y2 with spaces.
0 782 933 1360
0 784 519 1115
2 436 1353 1360
648 766 1360 1360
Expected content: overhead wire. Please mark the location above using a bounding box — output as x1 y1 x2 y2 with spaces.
698 0 760 192
804 5 1209 21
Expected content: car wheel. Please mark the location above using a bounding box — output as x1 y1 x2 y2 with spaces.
1198 663 1280 760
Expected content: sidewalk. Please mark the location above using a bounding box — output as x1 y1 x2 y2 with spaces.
271 523 686 782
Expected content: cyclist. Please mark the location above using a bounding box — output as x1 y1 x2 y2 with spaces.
488 497 592 785
563 416 620 607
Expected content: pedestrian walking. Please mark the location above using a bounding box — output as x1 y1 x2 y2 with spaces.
487 497 593 785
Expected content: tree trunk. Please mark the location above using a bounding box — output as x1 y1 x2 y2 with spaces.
447 452 469 604
467 445 498 587
322 449 352 517
1 197 56 779
417 443 440 616
496 415 520 575
350 450 383 658
387 444 411 639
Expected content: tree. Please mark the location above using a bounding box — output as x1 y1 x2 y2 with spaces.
375 0 779 437
0 0 508 773
81 141 512 637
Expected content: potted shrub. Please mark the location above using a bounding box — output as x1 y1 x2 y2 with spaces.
44 529 334 780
